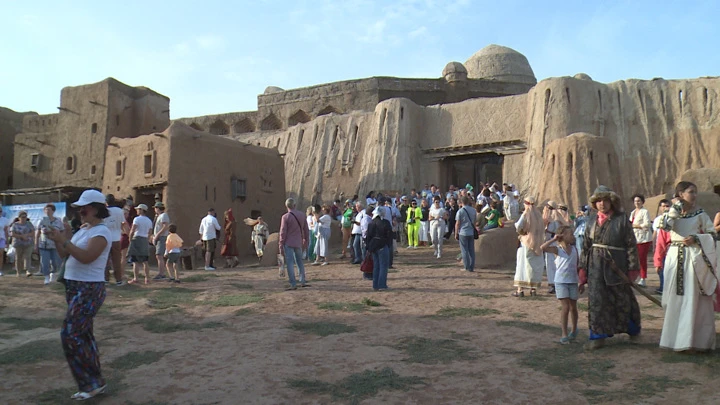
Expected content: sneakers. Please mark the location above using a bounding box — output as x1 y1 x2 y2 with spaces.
312 261 321 266
48 273 55 283
115 280 126 286
638 278 647 287
44 276 51 285
560 336 570 345
204 266 216 271
153 274 167 280
320 262 328 266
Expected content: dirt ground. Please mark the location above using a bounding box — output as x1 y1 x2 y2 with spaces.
2 243 720 405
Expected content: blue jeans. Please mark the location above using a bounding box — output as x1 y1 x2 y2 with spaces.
372 246 389 290
284 245 306 287
40 248 62 276
352 234 363 264
459 235 475 271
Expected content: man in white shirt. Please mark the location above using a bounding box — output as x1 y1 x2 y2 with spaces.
104 194 127 285
199 208 221 271
152 202 171 279
351 201 365 264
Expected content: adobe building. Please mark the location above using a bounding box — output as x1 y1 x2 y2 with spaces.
102 122 286 255
0 107 36 193
4 78 170 204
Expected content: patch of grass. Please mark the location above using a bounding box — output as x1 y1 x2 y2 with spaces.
459 293 498 299
209 293 263 307
577 302 589 312
0 339 64 365
0 316 59 330
289 321 357 337
317 302 368 312
135 314 224 334
108 350 169 370
524 295 549 301
581 375 698 401
496 320 558 335
181 274 219 283
362 297 382 307
394 336 476 364
112 284 152 300
148 287 199 309
229 283 254 290
234 308 255 316
449 331 472 341
661 350 720 369
511 312 528 319
521 343 616 385
287 367 426 404
431 307 500 319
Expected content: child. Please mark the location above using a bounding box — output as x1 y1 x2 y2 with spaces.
541 225 580 344
164 224 183 283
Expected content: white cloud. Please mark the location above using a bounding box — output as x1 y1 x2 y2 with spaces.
359 20 388 43
408 26 427 38
195 34 226 50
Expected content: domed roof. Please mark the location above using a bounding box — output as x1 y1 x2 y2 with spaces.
263 86 284 94
442 61 467 76
573 73 593 81
464 44 536 85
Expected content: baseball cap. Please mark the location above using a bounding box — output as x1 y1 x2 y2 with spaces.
135 203 149 211
154 202 165 209
72 190 106 207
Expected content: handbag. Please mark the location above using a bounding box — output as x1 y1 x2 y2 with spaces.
360 252 374 273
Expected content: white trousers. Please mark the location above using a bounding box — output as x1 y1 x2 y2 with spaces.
430 221 445 256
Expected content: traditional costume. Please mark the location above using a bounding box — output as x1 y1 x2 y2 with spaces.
580 186 641 343
656 202 719 351
513 196 545 290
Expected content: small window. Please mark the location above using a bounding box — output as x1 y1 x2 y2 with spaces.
65 156 76 173
116 160 123 176
231 177 246 200
91 165 96 175
116 115 120 126
91 123 98 134
144 154 152 174
30 153 40 169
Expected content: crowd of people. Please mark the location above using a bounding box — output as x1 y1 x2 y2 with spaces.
2 179 720 400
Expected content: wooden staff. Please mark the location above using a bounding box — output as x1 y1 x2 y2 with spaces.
601 250 662 307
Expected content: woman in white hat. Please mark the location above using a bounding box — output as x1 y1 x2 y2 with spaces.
513 196 545 297
46 189 113 400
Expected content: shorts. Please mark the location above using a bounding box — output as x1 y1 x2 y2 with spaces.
556 283 579 300
167 252 180 264
202 239 217 253
130 255 149 263
155 237 167 256
120 234 130 249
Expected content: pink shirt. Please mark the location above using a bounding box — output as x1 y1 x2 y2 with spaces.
279 209 309 249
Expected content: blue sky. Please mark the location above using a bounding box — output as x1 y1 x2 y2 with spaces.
1 0 718 118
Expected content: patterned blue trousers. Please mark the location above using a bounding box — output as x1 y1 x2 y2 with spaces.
61 280 106 392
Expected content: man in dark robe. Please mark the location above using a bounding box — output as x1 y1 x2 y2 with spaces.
579 185 642 350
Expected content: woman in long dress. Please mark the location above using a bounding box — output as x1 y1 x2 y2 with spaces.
513 196 545 297
221 209 239 268
313 206 331 265
251 216 269 263
656 181 718 351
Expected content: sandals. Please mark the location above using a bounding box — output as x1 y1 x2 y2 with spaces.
71 384 106 400
568 330 578 340
559 336 570 345
511 291 524 297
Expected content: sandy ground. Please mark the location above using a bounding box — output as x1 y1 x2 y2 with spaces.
2 243 720 405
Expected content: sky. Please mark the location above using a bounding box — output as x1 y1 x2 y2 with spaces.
1 0 718 118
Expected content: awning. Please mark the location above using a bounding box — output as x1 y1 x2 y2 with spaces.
0 185 93 197
134 181 167 190
422 140 527 161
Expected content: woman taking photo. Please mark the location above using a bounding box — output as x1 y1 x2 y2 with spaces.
47 189 112 400
630 194 652 287
10 210 34 277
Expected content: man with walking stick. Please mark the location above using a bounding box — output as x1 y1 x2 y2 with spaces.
578 186 642 350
